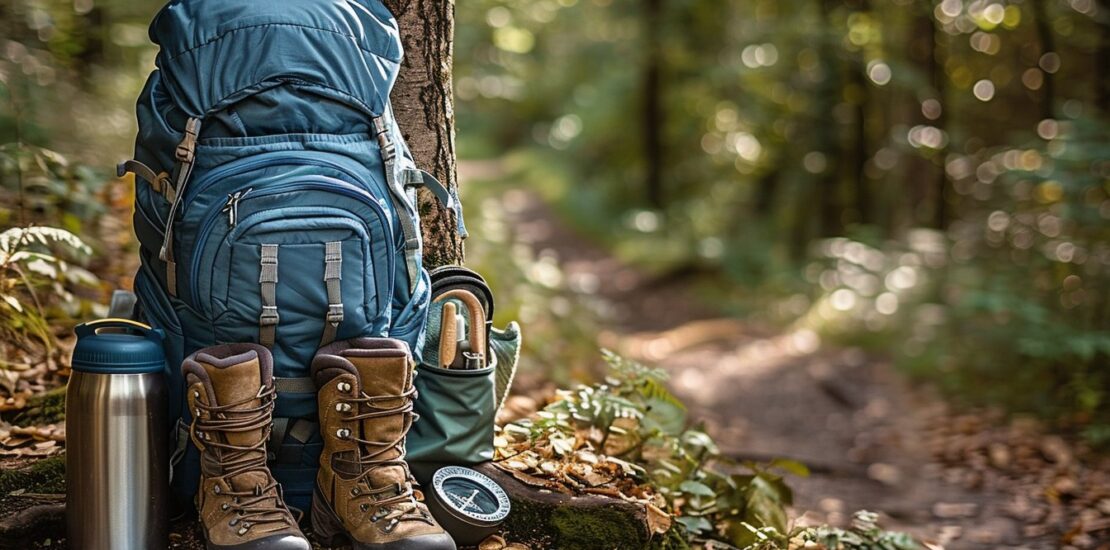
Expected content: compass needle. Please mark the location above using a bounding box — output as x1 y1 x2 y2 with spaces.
458 489 480 513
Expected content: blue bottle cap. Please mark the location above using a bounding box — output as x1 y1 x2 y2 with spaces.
72 319 166 374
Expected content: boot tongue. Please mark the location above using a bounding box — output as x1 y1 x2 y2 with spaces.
340 348 412 488
200 351 270 492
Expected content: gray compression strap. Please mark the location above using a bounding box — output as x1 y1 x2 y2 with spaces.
273 377 316 394
259 244 279 348
372 113 421 293
401 168 468 239
160 117 201 297
319 241 344 346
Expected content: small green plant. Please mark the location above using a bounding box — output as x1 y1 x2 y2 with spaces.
0 225 97 371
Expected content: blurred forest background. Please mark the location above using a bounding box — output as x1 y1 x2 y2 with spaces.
0 0 1108 545
5 0 1105 440
452 0 1110 443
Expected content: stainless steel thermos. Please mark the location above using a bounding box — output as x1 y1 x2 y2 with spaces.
66 318 169 550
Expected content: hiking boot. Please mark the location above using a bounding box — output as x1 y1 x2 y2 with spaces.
183 343 310 550
311 337 455 550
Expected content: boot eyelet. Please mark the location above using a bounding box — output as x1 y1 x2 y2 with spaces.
337 382 352 392
336 403 352 412
213 485 221 495
360 503 369 512
237 525 250 536
221 503 229 511
229 518 238 526
350 487 361 496
337 428 351 439
193 391 199 398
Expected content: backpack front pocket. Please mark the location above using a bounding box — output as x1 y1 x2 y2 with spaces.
206 205 392 378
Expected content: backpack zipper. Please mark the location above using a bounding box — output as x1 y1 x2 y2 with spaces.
222 188 252 227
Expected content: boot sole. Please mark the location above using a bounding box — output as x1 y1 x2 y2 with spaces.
310 488 456 550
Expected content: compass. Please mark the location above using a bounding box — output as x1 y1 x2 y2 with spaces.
424 466 511 545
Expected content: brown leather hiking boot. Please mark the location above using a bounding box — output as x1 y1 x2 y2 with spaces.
183 343 310 550
311 337 455 550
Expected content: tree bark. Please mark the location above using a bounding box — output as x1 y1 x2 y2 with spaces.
383 0 464 268
642 0 665 208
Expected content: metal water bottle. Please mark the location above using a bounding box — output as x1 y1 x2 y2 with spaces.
66 318 169 550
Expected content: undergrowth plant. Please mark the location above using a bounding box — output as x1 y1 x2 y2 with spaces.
505 350 920 549
0 226 97 373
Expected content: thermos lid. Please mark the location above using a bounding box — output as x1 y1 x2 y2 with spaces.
72 319 166 374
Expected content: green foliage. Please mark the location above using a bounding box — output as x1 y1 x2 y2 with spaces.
0 224 97 369
506 351 920 549
457 0 1109 444
0 143 106 232
803 117 1109 441
738 511 922 550
511 351 801 547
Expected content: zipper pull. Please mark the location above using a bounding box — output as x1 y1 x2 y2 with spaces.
222 188 251 227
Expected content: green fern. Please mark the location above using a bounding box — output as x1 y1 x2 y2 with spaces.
0 225 96 369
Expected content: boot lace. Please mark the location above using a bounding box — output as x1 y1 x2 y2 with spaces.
193 385 295 535
335 386 435 529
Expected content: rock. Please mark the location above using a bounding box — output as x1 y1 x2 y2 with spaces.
475 463 688 550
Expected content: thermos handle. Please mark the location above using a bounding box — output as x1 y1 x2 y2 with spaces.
75 318 163 345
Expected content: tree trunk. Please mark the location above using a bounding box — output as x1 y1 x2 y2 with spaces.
642 0 665 208
1099 0 1110 114
927 7 950 230
814 0 843 237
847 0 872 227
1031 0 1055 120
382 0 464 268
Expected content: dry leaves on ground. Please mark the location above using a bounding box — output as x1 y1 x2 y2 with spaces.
924 408 1110 549
0 421 64 458
493 422 671 534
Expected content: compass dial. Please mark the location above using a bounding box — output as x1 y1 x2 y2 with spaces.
426 466 511 545
431 466 511 524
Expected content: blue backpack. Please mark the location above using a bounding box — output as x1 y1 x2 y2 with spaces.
122 0 464 512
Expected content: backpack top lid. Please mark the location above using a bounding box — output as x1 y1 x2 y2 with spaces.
150 0 402 119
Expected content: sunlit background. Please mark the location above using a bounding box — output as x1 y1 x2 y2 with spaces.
1 0 1108 545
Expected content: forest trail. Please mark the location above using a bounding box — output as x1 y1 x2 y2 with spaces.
468 170 1040 549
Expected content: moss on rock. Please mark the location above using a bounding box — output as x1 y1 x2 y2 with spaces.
0 455 66 495
14 387 66 426
478 463 689 550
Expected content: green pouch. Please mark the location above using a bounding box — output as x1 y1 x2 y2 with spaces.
407 361 497 467
407 268 522 481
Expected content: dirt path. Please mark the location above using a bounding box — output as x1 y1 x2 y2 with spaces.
481 182 1040 549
